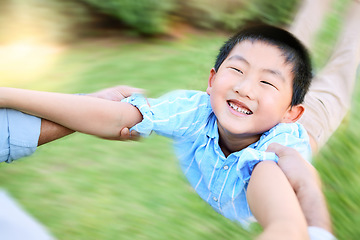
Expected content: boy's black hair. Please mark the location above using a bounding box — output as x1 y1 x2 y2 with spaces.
214 24 312 106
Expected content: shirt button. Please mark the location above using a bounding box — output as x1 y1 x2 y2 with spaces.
223 165 229 170
212 197 218 202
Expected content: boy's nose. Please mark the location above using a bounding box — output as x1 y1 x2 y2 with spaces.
233 78 255 100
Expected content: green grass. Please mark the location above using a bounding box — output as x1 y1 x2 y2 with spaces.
1 2 360 239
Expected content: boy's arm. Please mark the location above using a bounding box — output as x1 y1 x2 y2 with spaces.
247 161 309 240
38 120 139 146
0 87 143 139
267 143 333 234
37 85 144 145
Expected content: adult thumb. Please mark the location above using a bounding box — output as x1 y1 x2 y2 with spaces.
265 143 287 157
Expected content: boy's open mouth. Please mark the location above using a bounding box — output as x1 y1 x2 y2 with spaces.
228 101 253 115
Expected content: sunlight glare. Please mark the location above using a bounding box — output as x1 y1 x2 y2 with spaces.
0 40 64 87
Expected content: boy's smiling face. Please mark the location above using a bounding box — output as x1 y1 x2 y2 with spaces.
207 40 304 145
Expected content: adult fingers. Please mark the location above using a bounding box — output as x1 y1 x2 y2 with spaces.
118 86 145 98
120 128 141 141
265 142 292 157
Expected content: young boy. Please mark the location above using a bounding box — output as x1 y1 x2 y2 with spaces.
0 25 313 239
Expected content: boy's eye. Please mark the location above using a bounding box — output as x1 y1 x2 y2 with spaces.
261 81 278 90
230 67 243 74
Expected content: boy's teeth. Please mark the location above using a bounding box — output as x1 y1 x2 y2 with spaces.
229 102 252 115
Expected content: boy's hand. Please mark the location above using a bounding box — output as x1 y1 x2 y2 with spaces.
88 85 143 140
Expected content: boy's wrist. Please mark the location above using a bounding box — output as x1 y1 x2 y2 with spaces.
0 87 9 107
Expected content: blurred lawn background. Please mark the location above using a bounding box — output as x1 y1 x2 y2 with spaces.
0 0 359 239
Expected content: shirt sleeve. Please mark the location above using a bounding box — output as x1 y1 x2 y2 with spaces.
121 90 212 138
0 109 41 163
236 122 312 183
308 226 337 240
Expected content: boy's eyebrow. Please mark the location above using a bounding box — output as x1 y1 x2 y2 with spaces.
227 55 250 65
228 55 286 83
262 69 286 83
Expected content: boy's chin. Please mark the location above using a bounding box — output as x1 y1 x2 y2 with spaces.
220 127 262 138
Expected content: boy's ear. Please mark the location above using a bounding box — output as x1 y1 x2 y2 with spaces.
206 68 217 95
281 104 305 123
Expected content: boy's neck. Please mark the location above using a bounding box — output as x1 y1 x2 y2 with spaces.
218 126 261 157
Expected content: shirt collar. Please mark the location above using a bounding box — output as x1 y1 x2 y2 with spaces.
206 112 219 139
206 112 261 156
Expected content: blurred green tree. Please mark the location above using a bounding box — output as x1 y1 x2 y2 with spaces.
0 0 301 41
177 0 299 31
79 0 176 35
78 0 299 35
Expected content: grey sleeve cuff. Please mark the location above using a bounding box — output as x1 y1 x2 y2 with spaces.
308 226 337 240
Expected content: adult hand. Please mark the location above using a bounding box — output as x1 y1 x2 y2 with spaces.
266 143 333 233
100 126 140 141
266 143 321 192
87 85 144 101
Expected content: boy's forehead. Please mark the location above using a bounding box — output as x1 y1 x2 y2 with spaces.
226 40 294 81
228 40 285 60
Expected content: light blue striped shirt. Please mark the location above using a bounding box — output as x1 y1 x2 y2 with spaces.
122 90 312 225
0 109 41 163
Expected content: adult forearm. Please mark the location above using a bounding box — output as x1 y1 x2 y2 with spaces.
296 180 333 233
38 119 74 146
0 87 142 138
